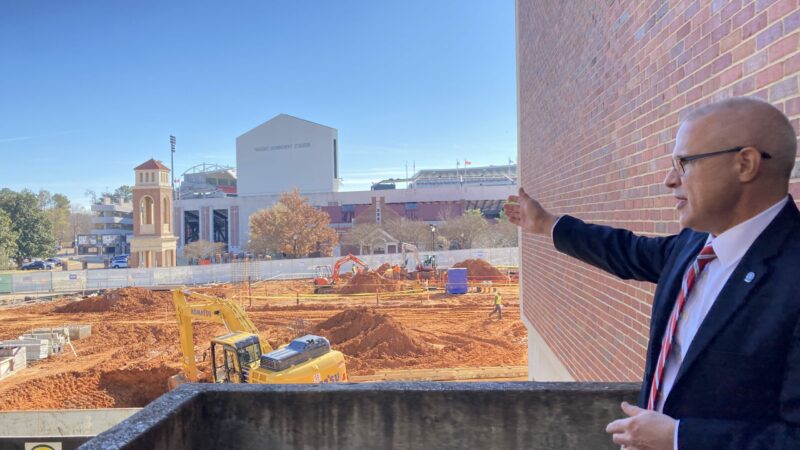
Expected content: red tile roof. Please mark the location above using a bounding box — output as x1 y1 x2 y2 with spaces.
134 159 170 171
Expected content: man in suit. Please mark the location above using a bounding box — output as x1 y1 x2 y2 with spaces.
504 97 800 449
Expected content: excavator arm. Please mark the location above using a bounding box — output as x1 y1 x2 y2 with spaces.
172 289 271 383
331 254 369 284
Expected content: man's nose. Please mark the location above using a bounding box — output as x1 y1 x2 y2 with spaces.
664 164 681 188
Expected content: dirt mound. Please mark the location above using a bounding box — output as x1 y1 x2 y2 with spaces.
55 288 170 314
452 259 506 280
338 271 401 294
314 307 429 358
375 263 391 273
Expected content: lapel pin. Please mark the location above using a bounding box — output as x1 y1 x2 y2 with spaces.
744 272 755 283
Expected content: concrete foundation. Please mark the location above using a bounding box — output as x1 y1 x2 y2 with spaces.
0 408 139 450
83 382 639 449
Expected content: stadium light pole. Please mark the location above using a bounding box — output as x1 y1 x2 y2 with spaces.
170 135 176 200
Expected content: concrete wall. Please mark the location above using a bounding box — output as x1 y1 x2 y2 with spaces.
0 408 139 450
236 114 339 196
83 383 640 450
517 0 800 381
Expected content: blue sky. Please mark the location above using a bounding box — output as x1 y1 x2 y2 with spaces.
0 1 516 208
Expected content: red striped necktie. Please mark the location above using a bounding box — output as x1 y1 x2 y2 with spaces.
647 243 716 410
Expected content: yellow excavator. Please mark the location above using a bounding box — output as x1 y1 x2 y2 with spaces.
169 289 347 389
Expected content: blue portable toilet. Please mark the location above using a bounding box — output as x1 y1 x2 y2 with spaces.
446 268 468 294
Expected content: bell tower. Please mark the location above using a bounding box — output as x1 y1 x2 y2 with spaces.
129 158 178 268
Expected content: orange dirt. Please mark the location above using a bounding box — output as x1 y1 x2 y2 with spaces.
0 281 524 411
337 271 403 294
452 259 506 280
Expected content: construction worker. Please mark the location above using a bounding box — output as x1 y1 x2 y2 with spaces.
489 289 503 320
351 264 358 275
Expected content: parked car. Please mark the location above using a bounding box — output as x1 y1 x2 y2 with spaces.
21 261 53 270
45 257 63 267
111 255 129 269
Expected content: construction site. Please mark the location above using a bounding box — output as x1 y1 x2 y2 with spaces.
0 257 525 412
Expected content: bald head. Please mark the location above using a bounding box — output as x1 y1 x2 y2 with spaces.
683 97 797 180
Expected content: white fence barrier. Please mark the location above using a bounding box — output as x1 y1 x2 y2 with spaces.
2 247 518 295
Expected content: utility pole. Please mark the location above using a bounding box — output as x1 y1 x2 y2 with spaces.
170 135 177 200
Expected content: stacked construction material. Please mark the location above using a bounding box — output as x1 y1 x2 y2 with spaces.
21 331 65 356
0 346 26 379
65 324 92 340
0 339 49 361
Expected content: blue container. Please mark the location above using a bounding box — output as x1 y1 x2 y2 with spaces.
446 268 468 294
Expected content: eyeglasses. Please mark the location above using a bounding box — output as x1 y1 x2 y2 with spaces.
671 146 772 175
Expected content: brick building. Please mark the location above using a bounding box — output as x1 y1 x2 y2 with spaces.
518 0 800 381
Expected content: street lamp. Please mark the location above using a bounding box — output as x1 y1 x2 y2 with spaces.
429 225 436 251
460 232 465 249
292 234 298 258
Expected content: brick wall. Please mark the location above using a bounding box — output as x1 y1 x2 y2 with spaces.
518 0 800 381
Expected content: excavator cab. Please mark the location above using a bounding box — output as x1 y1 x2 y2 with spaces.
313 265 334 294
421 255 437 271
210 332 262 383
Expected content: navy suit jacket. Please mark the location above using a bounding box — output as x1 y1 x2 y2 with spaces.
553 199 800 449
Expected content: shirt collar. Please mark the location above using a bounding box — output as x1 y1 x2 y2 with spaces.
706 196 789 267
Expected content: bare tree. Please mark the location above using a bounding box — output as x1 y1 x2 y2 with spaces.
438 209 490 249
183 240 226 260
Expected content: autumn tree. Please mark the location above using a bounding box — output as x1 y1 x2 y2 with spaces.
248 190 338 258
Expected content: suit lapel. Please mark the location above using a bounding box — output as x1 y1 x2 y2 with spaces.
669 199 800 395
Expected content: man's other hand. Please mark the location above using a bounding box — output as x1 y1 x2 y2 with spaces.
605 402 676 450
503 187 558 236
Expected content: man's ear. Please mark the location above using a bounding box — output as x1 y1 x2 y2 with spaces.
737 147 762 182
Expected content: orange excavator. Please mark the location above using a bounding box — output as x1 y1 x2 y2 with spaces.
313 254 369 293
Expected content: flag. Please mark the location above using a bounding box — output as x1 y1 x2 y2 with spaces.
464 160 472 166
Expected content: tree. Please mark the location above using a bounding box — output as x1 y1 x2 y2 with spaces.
40 191 72 245
438 209 490 249
383 218 433 247
248 189 339 258
69 205 94 240
0 189 56 263
0 209 18 269
183 240 226 261
113 185 133 203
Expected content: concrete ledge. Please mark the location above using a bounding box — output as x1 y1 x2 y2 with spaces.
83 382 640 450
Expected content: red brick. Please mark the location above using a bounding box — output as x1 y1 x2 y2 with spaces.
721 63 745 85
732 38 758 62
784 52 800 73
732 3 757 28
721 29 744 52
743 12 769 39
785 10 800 33
756 21 784 49
744 49 770 74
769 33 800 62
770 75 799 100
766 0 797 20
517 0 800 382
756 0 780 13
